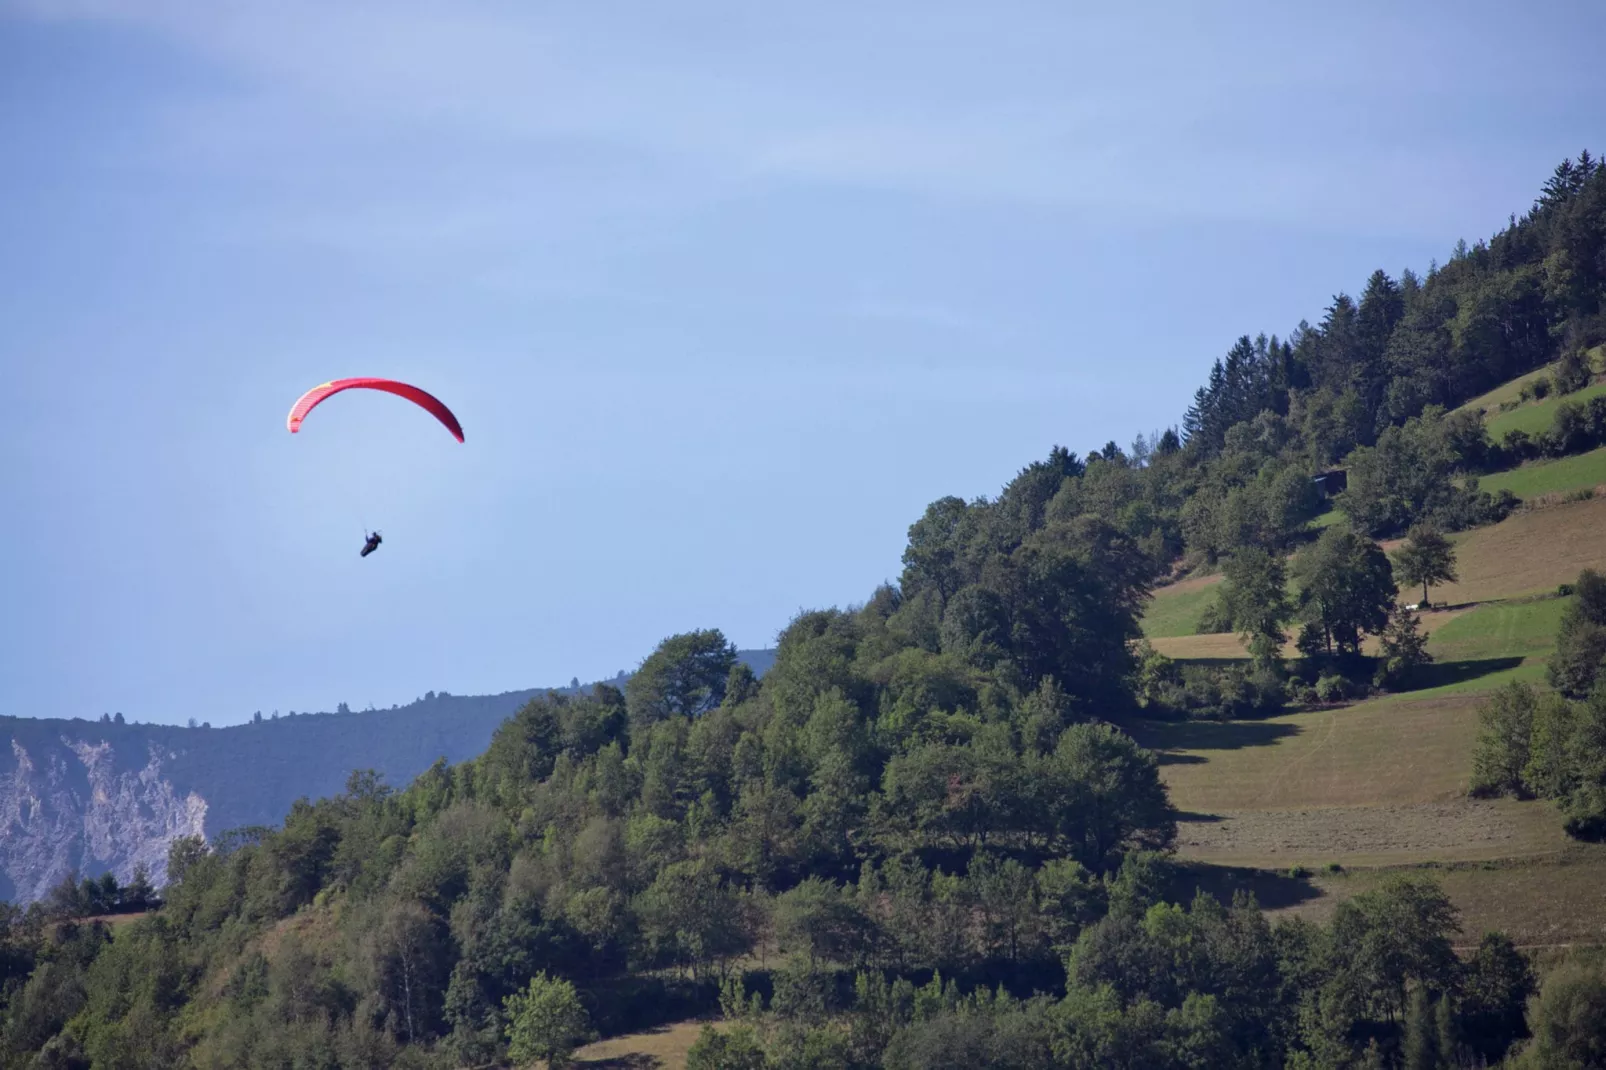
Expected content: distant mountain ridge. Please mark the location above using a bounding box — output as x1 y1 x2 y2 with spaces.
0 650 776 904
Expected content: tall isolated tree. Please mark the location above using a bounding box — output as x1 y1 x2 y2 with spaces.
1390 524 1459 606
626 629 739 735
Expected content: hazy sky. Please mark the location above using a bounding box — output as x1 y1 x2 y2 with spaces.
3 1 1603 726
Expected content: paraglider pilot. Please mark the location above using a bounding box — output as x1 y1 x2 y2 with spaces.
360 531 383 557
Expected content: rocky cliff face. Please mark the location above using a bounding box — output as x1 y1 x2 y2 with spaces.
0 736 207 903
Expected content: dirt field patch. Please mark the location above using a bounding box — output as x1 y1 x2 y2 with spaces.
1147 633 1252 659
1434 496 1606 604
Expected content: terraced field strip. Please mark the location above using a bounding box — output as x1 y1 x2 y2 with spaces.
1486 378 1606 440
1134 691 1490 812
1451 352 1599 421
1264 847 1606 951
1430 495 1606 606
1174 799 1573 869
1144 494 1606 645
1477 446 1606 500
1158 603 1523 660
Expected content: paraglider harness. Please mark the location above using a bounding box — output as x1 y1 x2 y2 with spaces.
360 531 383 557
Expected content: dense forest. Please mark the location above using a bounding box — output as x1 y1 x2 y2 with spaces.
2 153 1605 1069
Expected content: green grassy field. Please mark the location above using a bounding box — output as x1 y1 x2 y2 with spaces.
1141 576 1223 638
1477 446 1606 500
1453 345 1604 424
1485 379 1606 440
1133 488 1606 952
1455 365 1567 420
1428 595 1572 662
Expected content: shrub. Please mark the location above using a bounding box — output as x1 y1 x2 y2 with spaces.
1555 348 1593 394
1165 663 1287 720
1314 674 1351 703
1500 428 1535 463
1532 375 1553 399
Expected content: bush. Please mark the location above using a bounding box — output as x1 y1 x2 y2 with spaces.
1562 783 1606 841
1287 682 1319 707
687 1024 769 1070
1550 400 1595 455
1555 348 1593 394
1174 663 1286 719
1525 959 1606 1064
1532 375 1553 400
1314 674 1352 703
1499 428 1536 465
1314 661 1376 701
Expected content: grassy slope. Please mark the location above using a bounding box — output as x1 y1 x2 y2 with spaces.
564 1021 724 1069
1142 575 1224 638
1451 344 1604 422
1485 379 1606 439
1477 445 1606 499
1136 490 1606 947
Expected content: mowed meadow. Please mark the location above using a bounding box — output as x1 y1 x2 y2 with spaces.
1135 492 1606 951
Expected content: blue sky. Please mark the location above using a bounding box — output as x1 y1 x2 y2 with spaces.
2 1 1603 726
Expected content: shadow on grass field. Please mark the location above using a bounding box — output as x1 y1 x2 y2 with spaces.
1131 718 1299 755
1411 656 1527 690
1175 861 1323 912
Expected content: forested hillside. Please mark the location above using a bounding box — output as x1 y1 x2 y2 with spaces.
0 655 776 903
2 154 1604 1069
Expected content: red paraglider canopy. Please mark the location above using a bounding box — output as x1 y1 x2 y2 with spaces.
286 378 465 442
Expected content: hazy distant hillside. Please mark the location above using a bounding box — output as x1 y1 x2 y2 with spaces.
0 650 776 903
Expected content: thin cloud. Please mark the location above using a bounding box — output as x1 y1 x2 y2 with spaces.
7 0 1598 246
